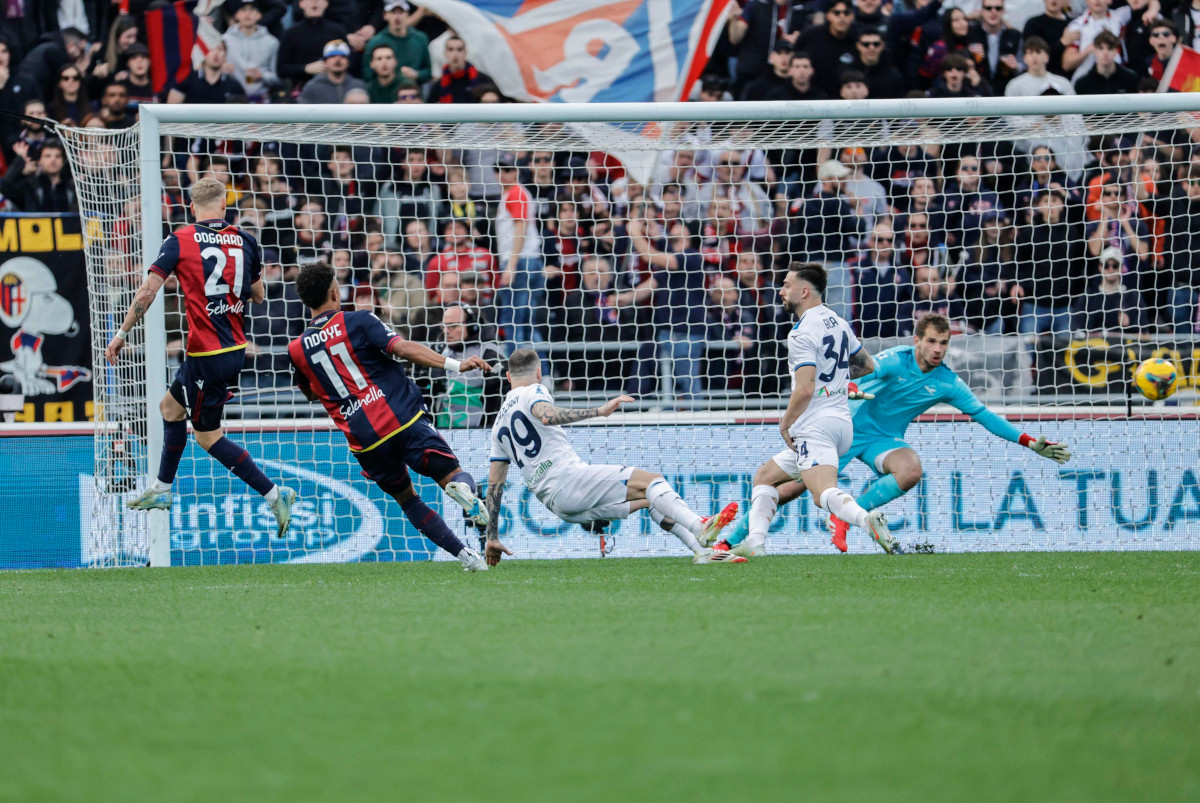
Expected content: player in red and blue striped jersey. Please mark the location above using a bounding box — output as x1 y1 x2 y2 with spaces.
105 177 296 536
288 261 493 572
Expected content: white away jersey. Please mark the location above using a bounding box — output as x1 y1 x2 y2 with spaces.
786 304 862 435
489 384 582 502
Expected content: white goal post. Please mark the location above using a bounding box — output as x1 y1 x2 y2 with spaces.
59 94 1200 567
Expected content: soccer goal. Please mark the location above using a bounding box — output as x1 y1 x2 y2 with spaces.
58 94 1200 567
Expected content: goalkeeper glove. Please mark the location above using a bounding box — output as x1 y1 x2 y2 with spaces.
847 382 875 401
1021 434 1072 464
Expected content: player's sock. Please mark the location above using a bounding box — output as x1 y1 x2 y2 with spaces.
857 474 905 511
645 477 703 535
153 418 188 489
400 495 465 557
649 508 703 553
722 512 751 547
818 487 869 529
746 485 779 547
449 470 477 495
206 436 276 497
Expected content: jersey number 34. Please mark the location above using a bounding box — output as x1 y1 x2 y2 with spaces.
818 333 850 382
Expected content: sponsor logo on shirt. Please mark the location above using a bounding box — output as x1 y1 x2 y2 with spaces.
530 459 553 482
340 385 383 419
815 387 849 397
206 298 246 317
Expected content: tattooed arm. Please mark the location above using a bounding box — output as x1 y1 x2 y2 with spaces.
484 460 513 565
848 347 875 379
530 394 635 427
104 272 166 365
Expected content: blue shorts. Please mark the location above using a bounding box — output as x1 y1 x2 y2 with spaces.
839 436 913 476
353 413 461 495
169 349 244 432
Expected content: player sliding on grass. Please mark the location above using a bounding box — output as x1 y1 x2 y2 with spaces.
106 177 296 536
715 312 1073 556
711 263 892 558
288 261 492 572
482 348 739 566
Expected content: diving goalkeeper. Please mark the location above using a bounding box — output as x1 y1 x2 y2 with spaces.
719 313 1073 556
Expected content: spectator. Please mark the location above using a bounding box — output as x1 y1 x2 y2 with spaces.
906 175 940 218
167 42 241 104
223 0 280 101
94 82 135 129
1170 0 1200 51
524 150 560 220
426 219 494 302
705 275 758 391
697 151 771 235
1074 32 1140 94
285 199 333 267
728 0 809 97
741 40 794 101
959 211 1020 334
1072 247 1147 332
365 44 401 103
1023 0 1072 78
898 210 936 273
767 51 828 101
854 221 911 339
929 52 989 98
1123 0 1158 77
852 29 905 99
379 148 441 249
394 79 422 103
931 152 1003 251
1062 0 1146 81
544 200 585 304
380 272 431 339
840 145 889 234
1159 165 1200 329
1014 190 1085 335
116 44 159 109
400 219 436 276
0 139 77 213
0 42 32 148
1006 36 1074 98
854 0 892 38
16 27 88 102
968 0 1023 94
1086 181 1151 273
561 253 643 350
49 64 90 127
494 153 546 346
1146 20 1178 81
788 159 864 322
298 40 365 103
904 264 969 332
698 194 741 272
87 16 137 94
915 8 973 88
432 304 506 428
277 0 346 87
427 36 491 104
627 216 709 401
798 0 859 97
443 165 484 235
228 0 289 39
363 0 431 86
3 99 48 167
245 254 306 387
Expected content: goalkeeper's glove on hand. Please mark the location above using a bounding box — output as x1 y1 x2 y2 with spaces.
1021 434 1071 464
847 382 875 401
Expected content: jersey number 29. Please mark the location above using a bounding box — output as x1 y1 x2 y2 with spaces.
496 411 542 468
818 333 850 382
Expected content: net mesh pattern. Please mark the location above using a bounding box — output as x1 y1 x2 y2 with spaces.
59 104 1200 564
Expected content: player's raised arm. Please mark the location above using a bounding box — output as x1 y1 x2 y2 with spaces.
104 271 166 365
388 337 491 374
530 394 634 427
950 378 1072 464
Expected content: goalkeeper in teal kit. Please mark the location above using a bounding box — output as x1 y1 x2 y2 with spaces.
718 313 1073 556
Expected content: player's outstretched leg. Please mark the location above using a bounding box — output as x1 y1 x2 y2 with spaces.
817 487 896 555
387 484 486 571
127 413 188 511
443 470 489 528
197 429 296 538
626 471 737 560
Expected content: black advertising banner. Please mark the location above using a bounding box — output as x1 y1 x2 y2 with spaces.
0 214 93 422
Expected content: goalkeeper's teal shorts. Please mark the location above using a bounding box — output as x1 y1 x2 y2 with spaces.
838 436 913 476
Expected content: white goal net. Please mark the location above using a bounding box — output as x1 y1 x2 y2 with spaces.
59 97 1200 566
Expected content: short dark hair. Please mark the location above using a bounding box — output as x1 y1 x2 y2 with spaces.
1150 19 1178 36
789 262 827 296
915 313 951 338
1094 31 1121 50
941 53 971 73
296 261 336 309
828 0 853 12
507 347 540 378
790 51 812 65
1023 35 1048 55
840 70 866 87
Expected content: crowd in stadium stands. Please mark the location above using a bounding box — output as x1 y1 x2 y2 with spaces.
2 0 1200 403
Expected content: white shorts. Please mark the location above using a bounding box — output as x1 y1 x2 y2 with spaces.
544 464 635 523
773 418 853 479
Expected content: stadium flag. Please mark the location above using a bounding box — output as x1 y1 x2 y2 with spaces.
419 0 735 104
146 0 226 94
1157 45 1200 92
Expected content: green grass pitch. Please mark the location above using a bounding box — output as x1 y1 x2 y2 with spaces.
2 552 1198 802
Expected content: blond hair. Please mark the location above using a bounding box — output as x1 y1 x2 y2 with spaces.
190 176 227 210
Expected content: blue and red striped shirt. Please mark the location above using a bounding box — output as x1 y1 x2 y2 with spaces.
288 310 429 453
150 220 262 357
